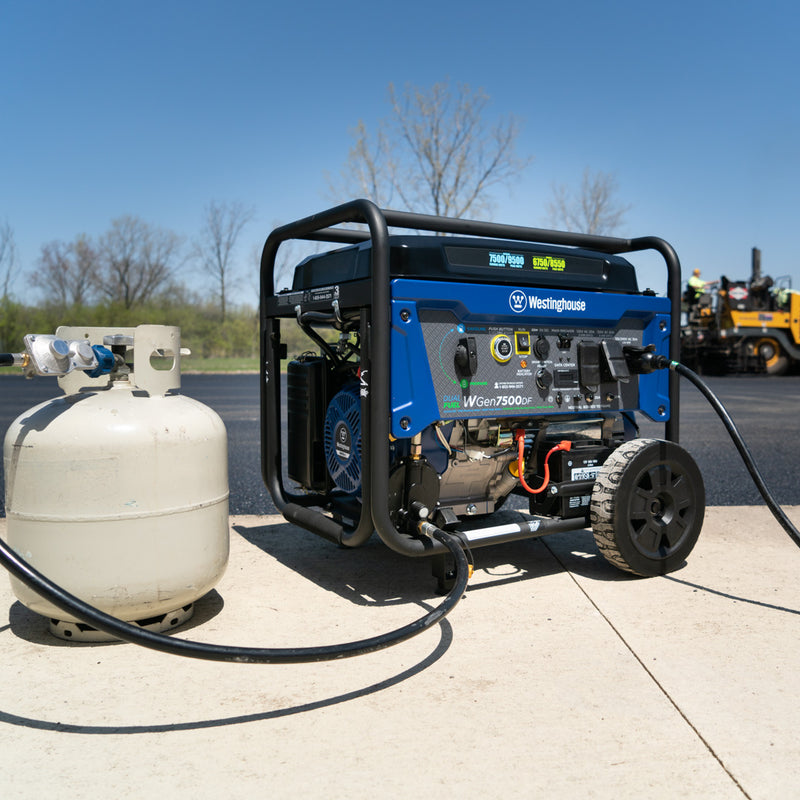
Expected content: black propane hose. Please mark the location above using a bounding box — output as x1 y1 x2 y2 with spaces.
662 358 800 550
0 524 469 664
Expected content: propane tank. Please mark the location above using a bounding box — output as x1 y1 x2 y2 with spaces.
3 325 229 640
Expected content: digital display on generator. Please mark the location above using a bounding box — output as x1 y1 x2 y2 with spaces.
445 246 605 278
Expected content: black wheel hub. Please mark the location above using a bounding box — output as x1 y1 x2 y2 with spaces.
628 463 693 559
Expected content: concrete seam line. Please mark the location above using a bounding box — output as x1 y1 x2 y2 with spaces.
541 539 752 800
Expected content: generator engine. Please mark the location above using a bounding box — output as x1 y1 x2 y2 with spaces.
261 202 704 580
288 353 525 517
287 350 624 521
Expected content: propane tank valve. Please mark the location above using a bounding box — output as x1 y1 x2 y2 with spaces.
0 334 117 378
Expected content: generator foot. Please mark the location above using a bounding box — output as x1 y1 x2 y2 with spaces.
431 554 456 595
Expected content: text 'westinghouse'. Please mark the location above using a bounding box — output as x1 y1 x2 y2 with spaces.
528 296 587 312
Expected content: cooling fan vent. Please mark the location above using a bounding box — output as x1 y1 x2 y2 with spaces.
323 383 362 494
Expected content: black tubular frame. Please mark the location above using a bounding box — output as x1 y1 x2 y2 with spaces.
260 199 682 558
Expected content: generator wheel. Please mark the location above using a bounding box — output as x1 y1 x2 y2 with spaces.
590 438 705 576
755 337 788 375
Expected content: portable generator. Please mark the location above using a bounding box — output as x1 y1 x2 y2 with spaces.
261 200 704 585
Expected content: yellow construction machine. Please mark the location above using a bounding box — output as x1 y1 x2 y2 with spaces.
681 248 799 374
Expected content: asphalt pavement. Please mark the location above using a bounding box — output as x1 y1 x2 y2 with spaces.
3 372 800 513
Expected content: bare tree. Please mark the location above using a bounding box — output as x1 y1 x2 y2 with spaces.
35 235 99 307
194 201 254 320
330 80 531 218
1 219 17 298
96 216 183 308
340 120 396 207
547 168 631 235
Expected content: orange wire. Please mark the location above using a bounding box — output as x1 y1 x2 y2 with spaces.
515 432 572 495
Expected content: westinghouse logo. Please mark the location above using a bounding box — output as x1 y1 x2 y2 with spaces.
509 290 527 313
508 290 587 313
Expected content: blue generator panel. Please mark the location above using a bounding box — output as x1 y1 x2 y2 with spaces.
390 279 670 438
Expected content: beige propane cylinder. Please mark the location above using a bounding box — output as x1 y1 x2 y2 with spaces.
3 325 229 640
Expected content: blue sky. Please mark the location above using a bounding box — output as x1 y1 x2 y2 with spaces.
2 0 799 303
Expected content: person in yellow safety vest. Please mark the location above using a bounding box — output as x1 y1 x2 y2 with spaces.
686 268 717 309
773 285 791 309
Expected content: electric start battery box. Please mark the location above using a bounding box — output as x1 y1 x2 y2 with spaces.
530 441 615 518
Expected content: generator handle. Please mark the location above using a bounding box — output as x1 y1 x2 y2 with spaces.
624 235 682 442
260 202 384 549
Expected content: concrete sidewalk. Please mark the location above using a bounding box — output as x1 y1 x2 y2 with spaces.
0 507 798 799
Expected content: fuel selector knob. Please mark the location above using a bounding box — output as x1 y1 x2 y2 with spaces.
491 334 513 363
454 336 478 377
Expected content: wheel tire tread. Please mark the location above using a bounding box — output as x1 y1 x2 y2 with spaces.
590 439 658 575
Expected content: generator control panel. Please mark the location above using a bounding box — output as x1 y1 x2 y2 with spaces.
390 278 670 437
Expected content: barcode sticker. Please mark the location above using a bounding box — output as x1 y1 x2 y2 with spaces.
571 466 601 481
